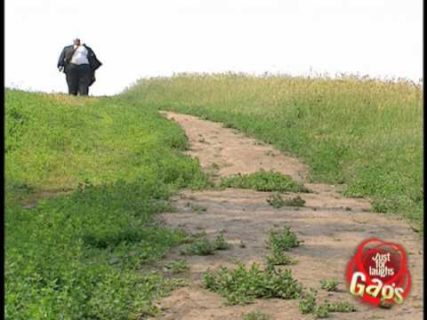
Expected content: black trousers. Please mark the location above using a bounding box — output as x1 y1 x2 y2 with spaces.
65 64 91 96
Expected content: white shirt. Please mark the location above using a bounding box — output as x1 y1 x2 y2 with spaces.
70 45 89 65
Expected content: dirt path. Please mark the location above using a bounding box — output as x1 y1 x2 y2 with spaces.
149 111 422 320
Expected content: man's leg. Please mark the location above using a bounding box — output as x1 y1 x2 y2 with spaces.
78 64 91 96
66 64 79 95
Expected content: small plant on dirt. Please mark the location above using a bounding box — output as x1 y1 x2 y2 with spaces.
301 298 356 318
283 195 306 207
266 193 286 208
164 259 190 274
265 150 276 157
189 203 208 214
314 304 330 318
322 300 357 312
219 170 309 193
267 225 301 252
181 233 231 255
202 263 302 305
211 162 220 170
266 248 295 267
299 288 317 314
181 238 215 255
243 311 271 320
214 233 232 250
180 231 207 244
320 279 339 292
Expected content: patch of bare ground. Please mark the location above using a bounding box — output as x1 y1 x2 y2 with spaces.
148 112 422 320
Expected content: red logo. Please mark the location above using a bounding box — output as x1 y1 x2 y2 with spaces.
345 238 411 306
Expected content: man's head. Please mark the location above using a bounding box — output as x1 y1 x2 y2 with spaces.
73 38 81 46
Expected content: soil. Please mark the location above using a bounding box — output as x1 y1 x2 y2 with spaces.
148 111 423 320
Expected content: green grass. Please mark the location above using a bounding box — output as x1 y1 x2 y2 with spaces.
266 193 286 208
214 233 233 250
320 279 339 292
266 225 301 252
314 300 357 318
188 203 208 214
299 289 318 314
266 193 308 209
6 72 423 317
243 311 272 320
265 225 300 268
314 304 330 318
121 73 423 230
202 263 302 305
181 237 216 255
283 195 306 207
164 259 190 274
265 249 295 268
180 233 232 255
299 289 356 318
321 300 356 313
5 89 210 319
219 170 308 192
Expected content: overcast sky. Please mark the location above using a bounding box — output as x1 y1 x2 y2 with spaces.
5 0 423 96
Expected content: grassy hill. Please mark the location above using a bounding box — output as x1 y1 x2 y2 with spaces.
121 73 423 230
5 74 422 319
5 90 209 319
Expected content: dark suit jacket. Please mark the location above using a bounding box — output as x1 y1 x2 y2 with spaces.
57 45 75 69
57 44 102 85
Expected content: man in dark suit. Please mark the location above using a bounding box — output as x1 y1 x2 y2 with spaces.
57 38 102 96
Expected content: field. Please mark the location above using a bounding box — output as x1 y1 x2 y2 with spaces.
122 73 423 229
5 74 423 319
5 90 210 319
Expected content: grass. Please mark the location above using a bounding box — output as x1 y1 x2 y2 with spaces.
164 259 190 274
181 238 216 255
202 263 302 305
266 193 306 209
265 225 300 268
5 89 211 319
320 279 339 292
322 300 357 313
180 233 232 255
188 203 208 214
315 304 330 318
283 195 306 207
243 311 272 320
214 233 233 250
219 170 309 192
202 227 302 306
266 225 301 252
299 289 356 318
299 289 318 314
266 250 295 268
6 72 422 317
314 300 357 318
121 73 423 231
266 193 286 208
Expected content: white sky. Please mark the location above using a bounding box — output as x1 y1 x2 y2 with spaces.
5 0 423 96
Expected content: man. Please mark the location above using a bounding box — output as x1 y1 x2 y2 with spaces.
57 38 102 96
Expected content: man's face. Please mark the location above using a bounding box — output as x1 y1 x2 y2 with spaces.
73 39 81 46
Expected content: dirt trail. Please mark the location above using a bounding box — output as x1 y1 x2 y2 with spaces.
149 111 422 320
